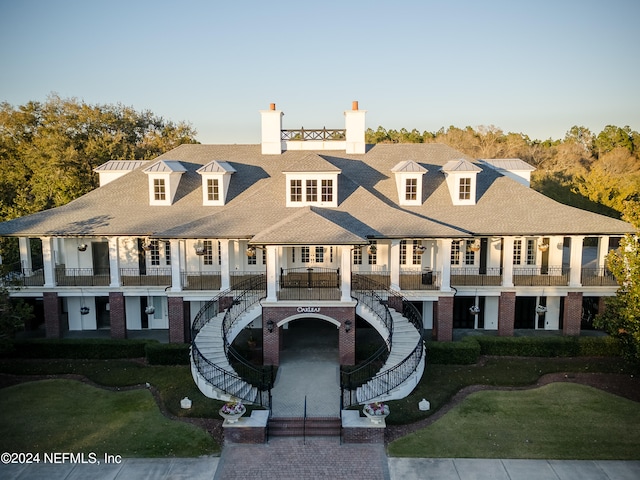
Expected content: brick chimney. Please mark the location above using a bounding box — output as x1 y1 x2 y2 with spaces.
260 103 284 154
344 100 366 154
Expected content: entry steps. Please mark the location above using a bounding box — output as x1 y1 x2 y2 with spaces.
268 417 341 437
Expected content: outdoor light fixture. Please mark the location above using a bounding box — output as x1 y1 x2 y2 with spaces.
366 244 377 255
77 243 87 252
141 237 152 251
344 320 352 333
469 305 481 315
145 306 155 315
415 245 426 255
267 320 274 333
194 241 205 256
80 306 90 315
536 305 548 315
246 246 256 257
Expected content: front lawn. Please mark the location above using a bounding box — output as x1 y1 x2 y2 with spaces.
388 383 640 459
0 379 218 457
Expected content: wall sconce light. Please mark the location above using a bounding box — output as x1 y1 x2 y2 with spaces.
267 320 274 333
344 320 352 333
77 243 87 252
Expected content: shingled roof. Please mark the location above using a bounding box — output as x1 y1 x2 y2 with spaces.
0 143 632 240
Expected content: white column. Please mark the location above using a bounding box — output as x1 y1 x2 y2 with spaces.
108 237 121 287
19 237 32 272
502 237 514 287
170 239 182 292
266 245 278 302
41 236 56 287
569 235 585 287
596 236 610 272
220 239 230 290
390 240 401 290
340 246 352 302
439 239 452 292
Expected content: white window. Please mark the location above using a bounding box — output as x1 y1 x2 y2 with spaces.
203 240 213 266
451 241 461 265
368 241 377 265
315 246 324 263
353 246 362 265
301 246 310 263
290 180 302 202
321 180 333 202
154 179 166 201
459 178 471 200
306 180 318 202
514 240 522 265
405 178 417 201
207 178 219 201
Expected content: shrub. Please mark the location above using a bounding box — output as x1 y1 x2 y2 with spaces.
6 338 153 359
145 343 190 365
475 336 584 357
578 336 622 357
425 337 480 365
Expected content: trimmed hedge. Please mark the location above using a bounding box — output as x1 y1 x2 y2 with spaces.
425 337 481 365
5 338 154 359
474 335 621 358
145 343 190 365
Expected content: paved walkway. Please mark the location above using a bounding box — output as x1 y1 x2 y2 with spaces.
3 452 639 479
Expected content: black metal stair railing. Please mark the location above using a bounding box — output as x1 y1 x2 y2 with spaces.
341 274 425 408
191 275 273 406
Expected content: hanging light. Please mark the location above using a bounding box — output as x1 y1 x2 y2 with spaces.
141 237 152 251
145 305 155 315
538 242 549 252
468 239 481 252
194 241 205 256
80 306 90 315
246 246 256 257
415 245 426 255
77 243 88 252
366 244 377 255
469 305 481 315
536 305 548 315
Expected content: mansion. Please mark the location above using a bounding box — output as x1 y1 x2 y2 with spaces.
0 102 631 407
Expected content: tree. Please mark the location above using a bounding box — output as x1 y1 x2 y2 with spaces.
0 285 34 348
594 201 640 363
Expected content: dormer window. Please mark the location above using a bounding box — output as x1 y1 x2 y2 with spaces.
197 160 236 206
154 178 166 201
441 159 482 206
283 153 341 208
144 160 186 206
391 160 427 206
459 178 471 200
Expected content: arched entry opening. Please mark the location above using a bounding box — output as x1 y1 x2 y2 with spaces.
270 316 341 418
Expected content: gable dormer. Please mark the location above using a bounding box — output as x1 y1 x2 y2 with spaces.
197 160 236 206
391 160 428 206
478 158 535 187
283 153 341 208
94 160 149 186
143 160 186 206
441 159 482 206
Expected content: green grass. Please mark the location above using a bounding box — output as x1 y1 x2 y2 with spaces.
385 356 634 425
388 383 640 459
0 379 218 457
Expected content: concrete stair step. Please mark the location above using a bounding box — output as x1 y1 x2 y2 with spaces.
268 417 341 437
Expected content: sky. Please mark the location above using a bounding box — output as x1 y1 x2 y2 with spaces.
1 0 639 144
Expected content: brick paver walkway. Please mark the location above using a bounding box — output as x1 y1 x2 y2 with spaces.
214 437 390 479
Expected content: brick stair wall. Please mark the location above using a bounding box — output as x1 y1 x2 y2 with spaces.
268 417 341 437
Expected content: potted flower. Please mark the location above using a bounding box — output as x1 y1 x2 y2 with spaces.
219 399 246 423
363 402 390 424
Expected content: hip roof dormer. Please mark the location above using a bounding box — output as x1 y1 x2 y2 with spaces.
143 160 186 206
441 159 482 206
391 160 428 206
197 160 236 206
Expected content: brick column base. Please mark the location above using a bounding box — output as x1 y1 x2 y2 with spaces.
43 292 62 338
168 297 187 344
498 292 516 337
433 297 453 341
339 317 356 365
563 292 583 336
109 292 126 339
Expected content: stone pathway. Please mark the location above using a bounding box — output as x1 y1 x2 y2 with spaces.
214 437 390 480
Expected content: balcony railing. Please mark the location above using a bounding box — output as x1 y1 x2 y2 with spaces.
581 268 618 287
0 266 45 287
182 271 221 290
278 267 341 301
55 267 110 286
513 266 569 286
120 268 171 287
399 270 441 290
281 128 346 141
451 267 502 286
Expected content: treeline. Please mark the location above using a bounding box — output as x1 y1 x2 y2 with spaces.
366 124 640 218
0 94 198 222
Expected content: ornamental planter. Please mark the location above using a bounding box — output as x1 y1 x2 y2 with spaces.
363 402 389 424
219 404 246 424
